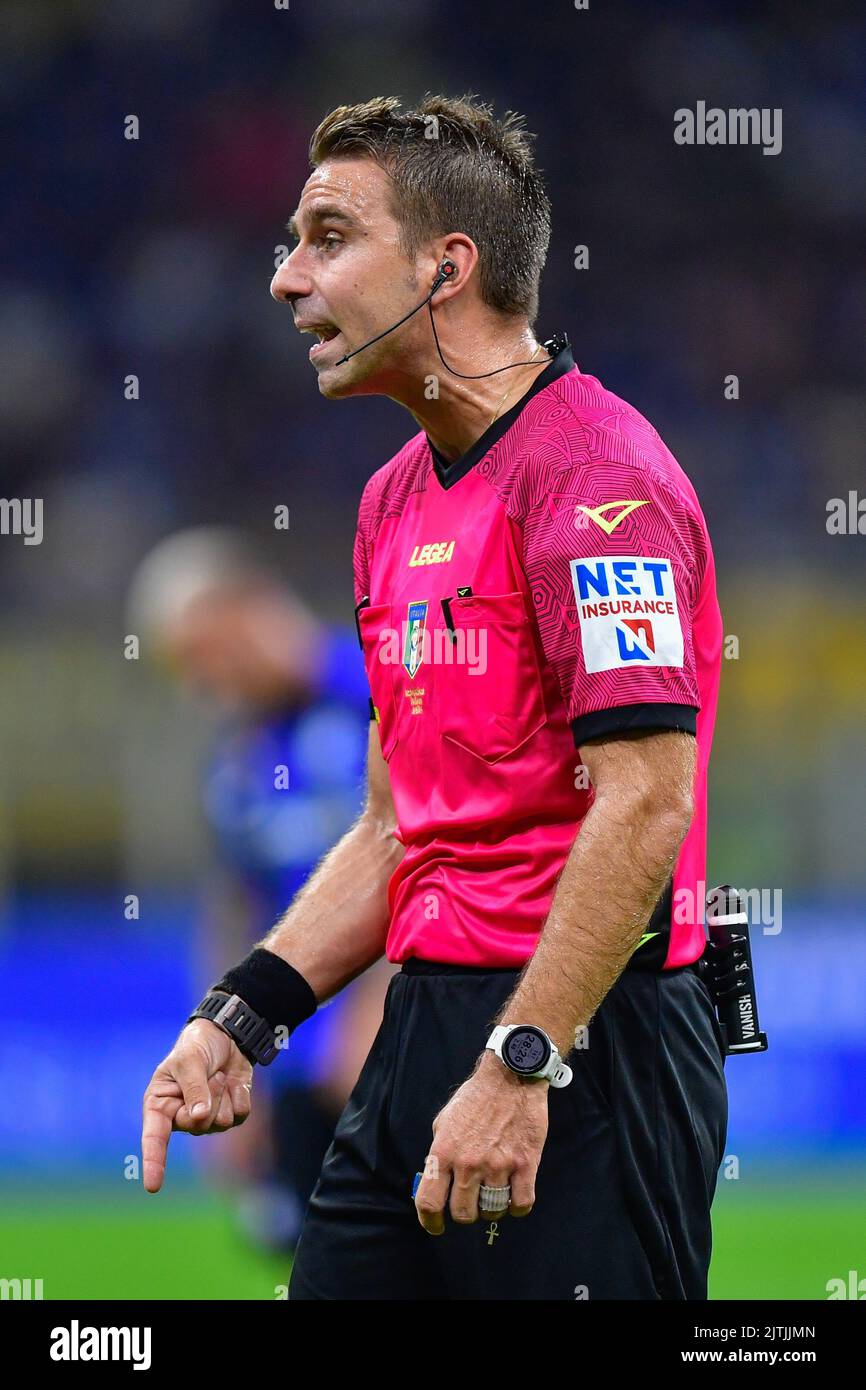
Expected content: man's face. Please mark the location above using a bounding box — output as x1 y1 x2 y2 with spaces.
164 587 317 711
271 157 429 397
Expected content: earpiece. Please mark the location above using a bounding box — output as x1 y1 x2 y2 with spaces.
430 259 457 294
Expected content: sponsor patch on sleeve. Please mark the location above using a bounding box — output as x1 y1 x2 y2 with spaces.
569 555 684 674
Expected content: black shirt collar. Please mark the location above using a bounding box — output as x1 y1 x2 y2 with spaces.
428 334 574 490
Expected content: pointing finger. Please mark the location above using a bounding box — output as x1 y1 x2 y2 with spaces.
141 1089 181 1194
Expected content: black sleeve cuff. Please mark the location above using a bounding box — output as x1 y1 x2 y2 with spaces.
572 702 698 746
210 948 318 1036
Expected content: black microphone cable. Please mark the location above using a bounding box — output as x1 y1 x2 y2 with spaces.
334 261 561 378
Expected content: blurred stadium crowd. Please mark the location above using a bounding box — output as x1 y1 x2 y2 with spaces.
1 0 865 1208
2 0 865 895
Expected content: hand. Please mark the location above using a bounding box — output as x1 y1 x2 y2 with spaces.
141 1020 254 1193
414 1052 549 1234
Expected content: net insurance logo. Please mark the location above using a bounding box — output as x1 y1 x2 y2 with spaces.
570 555 684 673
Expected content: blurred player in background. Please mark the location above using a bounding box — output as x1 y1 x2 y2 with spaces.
129 528 393 1250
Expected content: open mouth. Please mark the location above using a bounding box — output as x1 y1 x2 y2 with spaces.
304 323 342 362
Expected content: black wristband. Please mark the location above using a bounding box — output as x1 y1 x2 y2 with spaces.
206 948 318 1038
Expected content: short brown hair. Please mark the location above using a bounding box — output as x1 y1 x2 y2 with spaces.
309 94 551 323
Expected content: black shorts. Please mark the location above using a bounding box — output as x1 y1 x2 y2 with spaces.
288 958 728 1301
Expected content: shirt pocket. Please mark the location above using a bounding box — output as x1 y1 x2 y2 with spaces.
357 601 400 761
438 590 547 763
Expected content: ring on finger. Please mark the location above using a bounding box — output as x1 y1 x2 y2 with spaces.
479 1182 512 1214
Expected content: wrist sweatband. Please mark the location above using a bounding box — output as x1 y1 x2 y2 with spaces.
203 948 318 1037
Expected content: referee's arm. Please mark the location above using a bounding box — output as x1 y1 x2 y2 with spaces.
141 724 404 1193
490 726 696 1058
416 726 696 1232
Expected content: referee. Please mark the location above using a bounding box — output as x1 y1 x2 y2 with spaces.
142 94 728 1301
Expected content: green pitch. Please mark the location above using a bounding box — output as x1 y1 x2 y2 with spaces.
1 1171 864 1300
0 1186 291 1301
709 1174 866 1301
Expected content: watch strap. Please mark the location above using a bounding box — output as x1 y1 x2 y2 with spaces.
188 991 280 1066
547 1056 573 1088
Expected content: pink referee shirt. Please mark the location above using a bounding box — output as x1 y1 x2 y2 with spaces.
353 339 722 970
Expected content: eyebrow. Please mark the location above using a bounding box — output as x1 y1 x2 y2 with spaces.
285 204 359 240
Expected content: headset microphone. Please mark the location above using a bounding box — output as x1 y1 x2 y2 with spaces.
333 257 559 379
333 260 457 366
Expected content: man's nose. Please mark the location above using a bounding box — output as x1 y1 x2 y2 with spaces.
270 249 308 306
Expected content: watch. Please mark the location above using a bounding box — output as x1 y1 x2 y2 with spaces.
187 991 280 1066
485 1024 573 1087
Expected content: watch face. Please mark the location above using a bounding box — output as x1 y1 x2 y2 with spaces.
503 1027 550 1075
